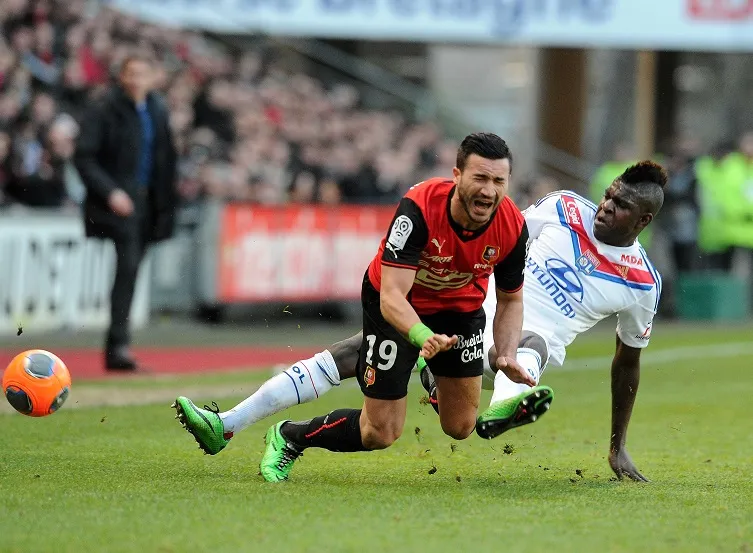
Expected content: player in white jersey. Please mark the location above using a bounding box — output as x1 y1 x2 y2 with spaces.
172 161 666 482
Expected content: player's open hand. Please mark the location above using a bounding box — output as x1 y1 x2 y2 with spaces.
495 356 537 387
108 189 134 217
609 447 649 482
420 334 458 360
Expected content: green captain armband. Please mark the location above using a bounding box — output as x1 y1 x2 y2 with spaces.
408 323 434 349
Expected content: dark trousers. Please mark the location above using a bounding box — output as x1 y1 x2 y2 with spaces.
671 242 698 273
106 191 150 353
705 247 753 275
107 232 147 351
707 248 737 272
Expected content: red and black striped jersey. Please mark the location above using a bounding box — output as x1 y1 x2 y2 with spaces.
367 177 527 315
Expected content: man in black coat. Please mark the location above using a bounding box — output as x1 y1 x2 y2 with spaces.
75 54 177 371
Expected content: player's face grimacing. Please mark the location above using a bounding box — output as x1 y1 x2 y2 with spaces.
593 180 652 246
452 153 511 228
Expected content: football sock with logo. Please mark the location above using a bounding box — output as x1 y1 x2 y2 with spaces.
489 347 542 405
219 351 340 434
281 409 368 452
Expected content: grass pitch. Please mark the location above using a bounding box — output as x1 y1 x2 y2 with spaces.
1 323 752 553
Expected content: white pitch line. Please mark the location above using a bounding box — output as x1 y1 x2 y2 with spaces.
560 341 753 372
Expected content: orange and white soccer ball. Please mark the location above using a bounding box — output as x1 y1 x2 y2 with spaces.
2 350 71 417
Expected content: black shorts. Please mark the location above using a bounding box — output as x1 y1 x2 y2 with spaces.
356 275 486 400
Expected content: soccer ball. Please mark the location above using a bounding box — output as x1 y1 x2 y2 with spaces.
2 350 71 417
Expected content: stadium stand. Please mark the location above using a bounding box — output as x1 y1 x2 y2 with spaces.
0 0 459 208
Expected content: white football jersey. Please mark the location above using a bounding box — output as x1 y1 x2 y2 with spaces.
483 191 661 367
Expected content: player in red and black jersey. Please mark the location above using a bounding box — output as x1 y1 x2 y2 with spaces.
254 133 535 481
368 176 528 316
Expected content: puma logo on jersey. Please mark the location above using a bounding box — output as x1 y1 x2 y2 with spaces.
431 238 446 253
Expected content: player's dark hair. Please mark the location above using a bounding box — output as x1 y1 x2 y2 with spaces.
456 133 513 173
119 52 154 74
618 160 667 215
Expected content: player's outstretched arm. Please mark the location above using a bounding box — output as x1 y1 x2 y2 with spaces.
492 288 535 387
490 220 532 386
609 335 649 482
380 265 456 359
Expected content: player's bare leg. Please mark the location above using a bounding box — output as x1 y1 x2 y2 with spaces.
172 333 361 455
360 396 407 449
434 376 481 439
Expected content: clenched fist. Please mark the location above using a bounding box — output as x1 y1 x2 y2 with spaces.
420 334 458 360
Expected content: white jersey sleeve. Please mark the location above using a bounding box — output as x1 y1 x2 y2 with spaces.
521 193 561 240
616 284 660 348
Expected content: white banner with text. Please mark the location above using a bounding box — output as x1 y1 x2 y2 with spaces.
0 212 150 336
110 0 753 51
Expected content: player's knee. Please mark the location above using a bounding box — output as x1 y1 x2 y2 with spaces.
486 345 498 371
519 331 549 361
440 416 476 440
328 333 362 380
361 420 402 449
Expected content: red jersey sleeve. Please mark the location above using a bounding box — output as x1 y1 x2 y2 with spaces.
493 221 528 293
381 197 429 269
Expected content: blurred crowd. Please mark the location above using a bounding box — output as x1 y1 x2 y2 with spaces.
589 135 753 273
0 0 457 209
2 0 753 278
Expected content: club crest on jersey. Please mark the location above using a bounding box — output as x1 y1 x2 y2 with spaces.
482 245 500 263
364 366 376 387
386 215 413 258
576 250 600 275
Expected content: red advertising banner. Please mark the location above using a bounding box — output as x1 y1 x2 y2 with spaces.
687 0 753 19
217 204 396 302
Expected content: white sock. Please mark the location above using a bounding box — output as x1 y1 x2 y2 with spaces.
219 350 340 434
482 361 496 391
489 348 542 405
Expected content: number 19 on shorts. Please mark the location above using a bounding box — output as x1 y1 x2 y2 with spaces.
365 335 397 370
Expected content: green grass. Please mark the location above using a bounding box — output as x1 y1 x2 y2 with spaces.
73 367 273 390
1 326 753 552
